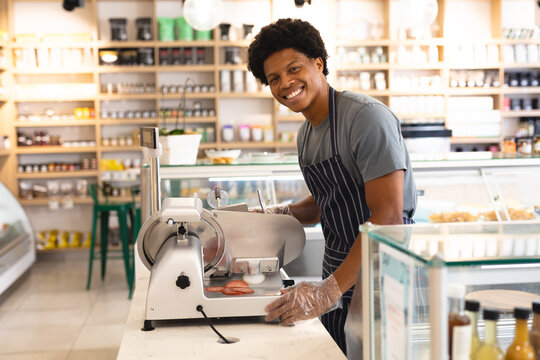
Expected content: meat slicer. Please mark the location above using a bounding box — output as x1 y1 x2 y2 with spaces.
137 127 306 330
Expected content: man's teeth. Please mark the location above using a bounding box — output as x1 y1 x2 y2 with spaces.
286 88 302 99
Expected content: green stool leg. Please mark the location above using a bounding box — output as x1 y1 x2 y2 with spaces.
86 207 99 290
100 211 110 281
118 208 133 298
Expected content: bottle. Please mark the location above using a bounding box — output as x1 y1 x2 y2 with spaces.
474 308 504 360
530 301 540 358
506 307 535 359
448 283 471 360
465 299 481 358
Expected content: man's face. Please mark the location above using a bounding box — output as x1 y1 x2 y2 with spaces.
263 48 325 113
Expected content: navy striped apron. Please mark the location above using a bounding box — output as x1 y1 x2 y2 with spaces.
299 87 415 354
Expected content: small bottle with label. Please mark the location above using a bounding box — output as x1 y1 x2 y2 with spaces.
448 283 471 360
474 308 504 360
529 301 540 359
465 300 481 358
506 307 535 360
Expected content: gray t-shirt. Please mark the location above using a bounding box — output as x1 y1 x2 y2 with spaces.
297 91 416 219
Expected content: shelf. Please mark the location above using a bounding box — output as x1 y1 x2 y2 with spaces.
99 118 158 125
97 93 156 100
217 40 251 47
275 115 305 122
16 146 97 154
336 39 391 47
276 142 297 148
501 63 540 69
502 110 540 118
98 66 156 73
335 64 390 71
500 39 540 45
447 64 501 70
12 42 93 48
161 92 217 99
216 141 277 149
450 137 500 144
19 197 93 206
391 63 444 70
217 64 248 71
398 113 446 119
13 97 96 102
16 170 98 179
0 96 8 102
157 65 215 72
389 38 445 46
160 116 217 123
97 40 217 48
447 88 501 95
502 87 540 95
0 150 11 156
14 120 95 127
13 68 95 74
0 66 8 72
100 146 141 152
218 92 272 98
387 89 446 96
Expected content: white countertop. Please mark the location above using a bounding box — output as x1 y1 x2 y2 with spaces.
117 275 347 360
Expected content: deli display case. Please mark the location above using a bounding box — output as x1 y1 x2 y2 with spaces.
346 221 540 360
139 158 540 280
0 181 35 295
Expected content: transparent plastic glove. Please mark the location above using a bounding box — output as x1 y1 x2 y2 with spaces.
248 204 293 215
265 274 342 326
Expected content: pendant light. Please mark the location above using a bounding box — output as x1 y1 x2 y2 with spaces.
182 0 224 31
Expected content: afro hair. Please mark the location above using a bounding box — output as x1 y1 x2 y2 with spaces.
247 18 329 86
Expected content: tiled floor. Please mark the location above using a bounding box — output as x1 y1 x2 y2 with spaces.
0 253 131 359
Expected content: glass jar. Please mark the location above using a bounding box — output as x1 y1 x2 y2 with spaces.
502 137 516 157
263 125 274 142
251 125 263 142
238 124 250 142
221 125 234 142
534 136 540 155
517 137 533 157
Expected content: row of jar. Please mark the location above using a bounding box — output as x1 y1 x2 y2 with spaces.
17 159 97 174
100 158 141 171
504 98 540 112
17 109 95 122
13 47 93 69
502 136 540 157
158 47 208 65
449 70 500 88
19 179 89 199
220 70 261 93
336 46 387 65
38 230 91 250
336 72 386 91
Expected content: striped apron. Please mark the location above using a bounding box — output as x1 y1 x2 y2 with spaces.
299 87 415 353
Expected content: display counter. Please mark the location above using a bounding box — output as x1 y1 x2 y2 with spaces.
117 270 346 360
346 221 540 360
0 181 35 295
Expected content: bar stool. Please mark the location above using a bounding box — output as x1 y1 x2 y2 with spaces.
86 183 137 298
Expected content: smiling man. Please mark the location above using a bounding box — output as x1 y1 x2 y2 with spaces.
247 18 417 354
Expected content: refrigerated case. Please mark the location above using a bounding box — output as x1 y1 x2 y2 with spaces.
140 158 540 279
346 221 540 360
0 181 35 295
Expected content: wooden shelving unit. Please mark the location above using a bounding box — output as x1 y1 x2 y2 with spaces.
3 0 539 214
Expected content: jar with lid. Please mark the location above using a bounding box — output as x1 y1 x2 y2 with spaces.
238 124 250 142
251 125 263 142
517 137 533 157
534 136 540 155
221 125 234 142
502 137 516 157
263 125 274 142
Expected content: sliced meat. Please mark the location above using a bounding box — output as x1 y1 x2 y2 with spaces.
224 280 249 288
205 286 225 292
222 287 254 296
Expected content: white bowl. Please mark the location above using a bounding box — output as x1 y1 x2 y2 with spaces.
205 149 242 160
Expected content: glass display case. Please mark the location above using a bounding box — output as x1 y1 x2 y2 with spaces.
345 221 540 360
0 181 35 295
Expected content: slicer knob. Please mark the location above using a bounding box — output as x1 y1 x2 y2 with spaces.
176 274 191 289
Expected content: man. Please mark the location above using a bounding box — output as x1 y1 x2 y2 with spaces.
247 18 416 354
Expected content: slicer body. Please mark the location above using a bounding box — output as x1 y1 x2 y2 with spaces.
137 197 306 321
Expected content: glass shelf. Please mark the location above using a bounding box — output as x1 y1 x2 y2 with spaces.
361 221 540 267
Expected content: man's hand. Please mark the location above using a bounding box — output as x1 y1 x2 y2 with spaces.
265 275 342 326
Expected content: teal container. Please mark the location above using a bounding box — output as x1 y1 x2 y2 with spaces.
175 17 193 41
158 17 175 41
195 30 212 41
